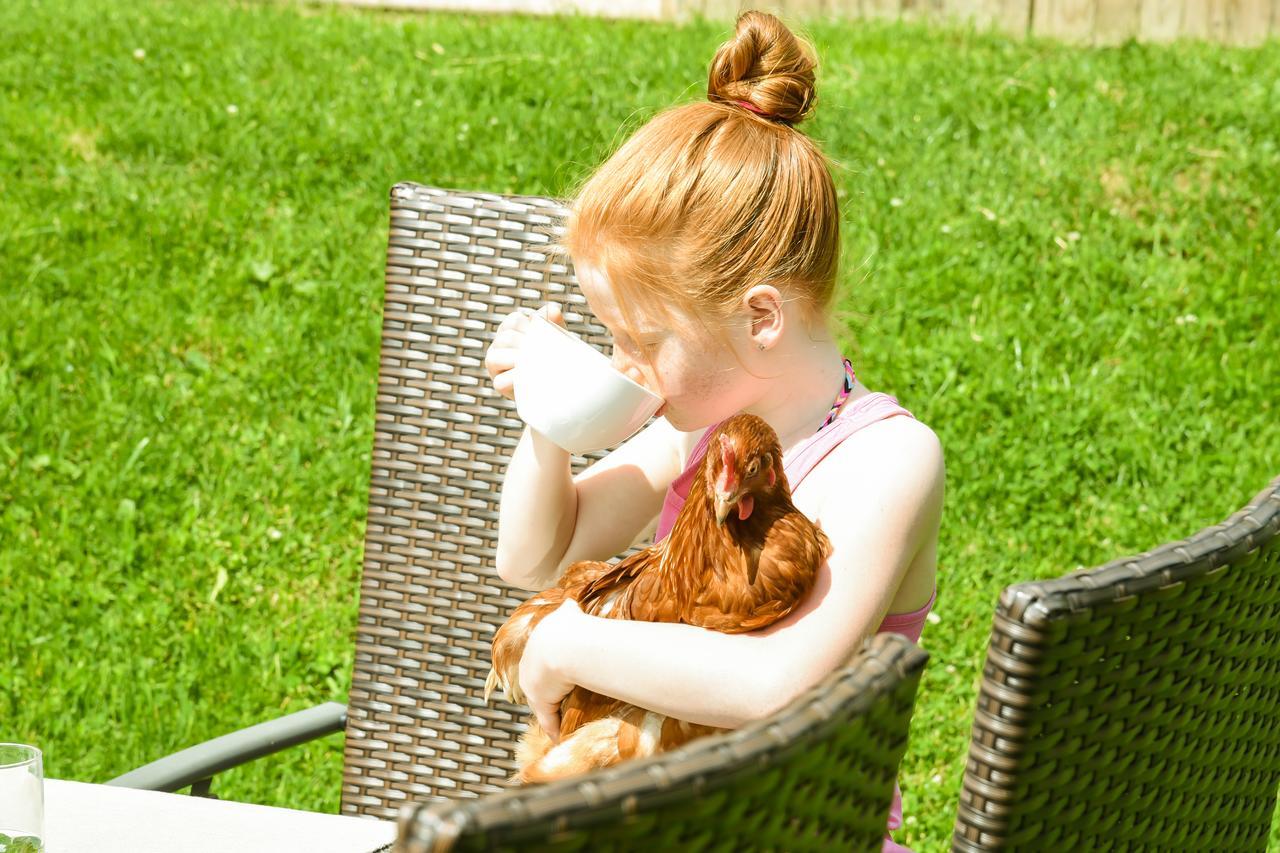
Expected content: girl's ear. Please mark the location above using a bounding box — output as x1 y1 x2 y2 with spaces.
742 284 784 351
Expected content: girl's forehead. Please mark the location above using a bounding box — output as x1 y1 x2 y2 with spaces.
577 263 673 333
575 262 617 316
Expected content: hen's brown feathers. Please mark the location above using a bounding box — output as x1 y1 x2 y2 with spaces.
489 412 830 784
688 509 832 632
577 545 675 621
485 558 615 706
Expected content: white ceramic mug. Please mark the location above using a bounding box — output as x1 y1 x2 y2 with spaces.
513 310 664 454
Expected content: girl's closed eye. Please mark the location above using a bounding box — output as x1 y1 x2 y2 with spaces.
635 331 667 350
614 334 659 355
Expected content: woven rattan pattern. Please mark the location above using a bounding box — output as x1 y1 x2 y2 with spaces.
395 630 927 852
343 183 654 818
953 474 1280 850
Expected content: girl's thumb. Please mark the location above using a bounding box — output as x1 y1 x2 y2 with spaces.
542 302 565 326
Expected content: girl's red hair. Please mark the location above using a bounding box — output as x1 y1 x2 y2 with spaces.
559 10 841 354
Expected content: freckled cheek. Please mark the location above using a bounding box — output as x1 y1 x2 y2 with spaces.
654 359 731 422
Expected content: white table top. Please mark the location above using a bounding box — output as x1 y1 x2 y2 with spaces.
44 779 396 853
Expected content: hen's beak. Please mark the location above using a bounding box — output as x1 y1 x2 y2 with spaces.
714 490 738 526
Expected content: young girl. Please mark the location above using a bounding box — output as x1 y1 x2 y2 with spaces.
484 12 943 851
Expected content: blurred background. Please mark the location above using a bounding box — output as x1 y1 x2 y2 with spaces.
1 0 1277 849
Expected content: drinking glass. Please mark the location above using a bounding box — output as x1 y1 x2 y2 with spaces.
0 744 43 853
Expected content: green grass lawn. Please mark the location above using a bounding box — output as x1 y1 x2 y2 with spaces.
2 0 1278 847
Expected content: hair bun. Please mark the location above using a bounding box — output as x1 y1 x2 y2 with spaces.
706 11 817 126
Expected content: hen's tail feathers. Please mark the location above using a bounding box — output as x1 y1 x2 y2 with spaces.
511 718 557 782
483 667 520 705
514 717 627 785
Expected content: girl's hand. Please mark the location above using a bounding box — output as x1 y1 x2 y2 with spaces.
518 597 585 744
485 302 566 401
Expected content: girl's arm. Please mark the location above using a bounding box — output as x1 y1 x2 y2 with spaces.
520 419 946 738
489 303 679 591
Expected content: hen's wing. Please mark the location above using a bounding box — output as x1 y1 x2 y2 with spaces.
556 558 613 592
577 544 680 622
485 560 610 705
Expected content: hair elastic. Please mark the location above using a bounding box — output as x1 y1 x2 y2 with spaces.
734 99 770 117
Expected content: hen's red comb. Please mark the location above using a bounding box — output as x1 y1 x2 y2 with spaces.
716 433 738 494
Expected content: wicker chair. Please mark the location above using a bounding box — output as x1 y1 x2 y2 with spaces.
108 181 929 850
953 473 1280 850
395 630 925 852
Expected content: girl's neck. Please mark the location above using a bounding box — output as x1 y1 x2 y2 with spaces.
741 329 854 455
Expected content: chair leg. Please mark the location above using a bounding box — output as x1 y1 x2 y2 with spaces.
190 777 218 799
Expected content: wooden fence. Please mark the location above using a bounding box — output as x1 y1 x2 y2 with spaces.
319 0 1279 45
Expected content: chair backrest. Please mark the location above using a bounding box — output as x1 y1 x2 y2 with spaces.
395 630 928 852
953 474 1280 850
341 182 649 818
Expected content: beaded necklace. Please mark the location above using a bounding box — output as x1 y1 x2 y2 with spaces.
818 357 857 431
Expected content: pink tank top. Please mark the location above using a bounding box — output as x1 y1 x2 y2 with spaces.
655 391 936 848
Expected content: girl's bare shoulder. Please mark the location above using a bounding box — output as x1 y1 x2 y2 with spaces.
805 414 944 508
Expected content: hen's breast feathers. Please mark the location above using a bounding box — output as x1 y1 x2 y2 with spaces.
575 426 830 632
679 507 829 632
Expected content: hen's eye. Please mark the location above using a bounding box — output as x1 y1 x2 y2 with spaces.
747 460 759 476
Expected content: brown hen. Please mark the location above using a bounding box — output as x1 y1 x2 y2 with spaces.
485 412 831 784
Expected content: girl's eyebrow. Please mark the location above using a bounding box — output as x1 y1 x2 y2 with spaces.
613 326 666 340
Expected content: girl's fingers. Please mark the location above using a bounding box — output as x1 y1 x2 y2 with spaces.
493 371 515 400
488 363 517 399
502 303 563 331
495 313 530 337
494 328 526 347
491 320 531 352
533 701 561 744
487 304 565 398
485 344 519 370
539 303 566 327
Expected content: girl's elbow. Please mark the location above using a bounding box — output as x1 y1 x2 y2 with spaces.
494 553 554 591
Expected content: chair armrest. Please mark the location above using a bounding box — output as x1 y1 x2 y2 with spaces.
396 633 927 851
106 701 347 793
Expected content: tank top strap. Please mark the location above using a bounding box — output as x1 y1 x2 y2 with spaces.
656 393 916 544
689 416 730 465
781 392 916 493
